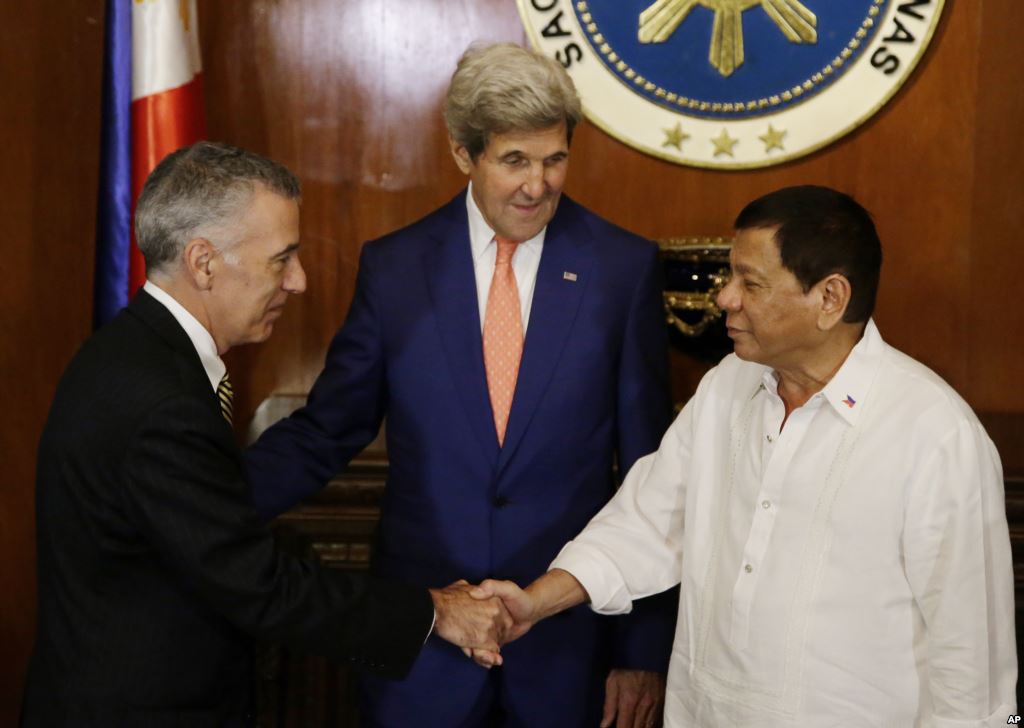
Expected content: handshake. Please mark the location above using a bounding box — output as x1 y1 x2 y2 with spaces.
428 578 536 668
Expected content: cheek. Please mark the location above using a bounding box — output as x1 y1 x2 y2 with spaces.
544 168 568 193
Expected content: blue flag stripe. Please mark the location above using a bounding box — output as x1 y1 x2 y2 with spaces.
93 0 132 328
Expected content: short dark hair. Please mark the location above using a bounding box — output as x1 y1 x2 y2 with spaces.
734 185 882 323
135 141 301 273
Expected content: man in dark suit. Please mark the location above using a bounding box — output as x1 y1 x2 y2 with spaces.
22 141 512 727
246 44 676 727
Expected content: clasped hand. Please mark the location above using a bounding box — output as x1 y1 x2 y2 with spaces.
429 579 535 668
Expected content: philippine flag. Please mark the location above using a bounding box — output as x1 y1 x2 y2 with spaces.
94 0 206 327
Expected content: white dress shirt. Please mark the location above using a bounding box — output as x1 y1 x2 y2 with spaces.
143 280 225 392
465 183 544 332
552 320 1016 727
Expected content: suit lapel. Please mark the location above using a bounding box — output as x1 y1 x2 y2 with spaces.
423 195 502 464
497 201 593 471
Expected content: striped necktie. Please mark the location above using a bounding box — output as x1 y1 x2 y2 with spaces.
217 373 234 424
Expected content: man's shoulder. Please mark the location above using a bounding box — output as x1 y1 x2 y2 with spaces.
872 341 982 430
556 195 655 255
689 354 768 411
363 192 465 258
58 308 206 420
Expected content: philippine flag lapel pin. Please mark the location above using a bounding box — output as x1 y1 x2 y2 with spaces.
842 394 856 408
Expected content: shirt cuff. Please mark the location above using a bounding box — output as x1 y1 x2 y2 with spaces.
425 609 436 644
550 542 633 615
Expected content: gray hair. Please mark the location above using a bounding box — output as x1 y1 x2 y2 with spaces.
134 141 301 273
444 42 583 159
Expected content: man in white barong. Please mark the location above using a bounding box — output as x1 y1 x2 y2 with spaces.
469 185 1017 727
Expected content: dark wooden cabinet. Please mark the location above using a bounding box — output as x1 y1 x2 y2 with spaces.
256 458 387 728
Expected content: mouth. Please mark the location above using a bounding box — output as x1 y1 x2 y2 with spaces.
510 199 543 216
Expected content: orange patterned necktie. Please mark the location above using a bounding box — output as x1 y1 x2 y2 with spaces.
483 236 523 446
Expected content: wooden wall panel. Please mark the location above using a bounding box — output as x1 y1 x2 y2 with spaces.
199 0 531 424
0 1 105 723
197 0 1022 457
968 0 1024 415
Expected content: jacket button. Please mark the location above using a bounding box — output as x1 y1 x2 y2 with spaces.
493 496 511 508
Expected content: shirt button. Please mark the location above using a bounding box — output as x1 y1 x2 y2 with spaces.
761 500 771 509
766 434 773 443
744 564 753 574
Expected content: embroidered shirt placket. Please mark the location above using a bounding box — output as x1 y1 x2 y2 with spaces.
729 382 822 650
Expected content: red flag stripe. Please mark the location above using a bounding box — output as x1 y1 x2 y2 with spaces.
128 74 206 294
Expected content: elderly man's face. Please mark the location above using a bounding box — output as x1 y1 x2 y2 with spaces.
716 226 821 370
451 121 569 242
206 186 306 352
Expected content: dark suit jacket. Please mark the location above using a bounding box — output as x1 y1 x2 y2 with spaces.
246 192 676 726
21 290 434 728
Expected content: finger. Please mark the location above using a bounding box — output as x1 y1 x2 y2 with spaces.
641 685 663 728
461 646 472 659
617 699 636 728
601 676 619 728
488 599 514 637
615 688 638 728
472 649 503 668
472 634 501 653
469 581 496 599
470 578 510 599
632 697 652 728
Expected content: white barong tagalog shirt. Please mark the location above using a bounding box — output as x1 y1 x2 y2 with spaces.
552 320 1016 727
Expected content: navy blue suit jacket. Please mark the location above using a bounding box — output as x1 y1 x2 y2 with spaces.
247 191 676 725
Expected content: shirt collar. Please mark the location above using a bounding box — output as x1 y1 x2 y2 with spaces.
756 318 885 426
143 280 226 392
465 182 546 262
818 318 884 426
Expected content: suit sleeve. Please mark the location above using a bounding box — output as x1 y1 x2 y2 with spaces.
246 244 388 521
121 392 434 678
609 241 679 673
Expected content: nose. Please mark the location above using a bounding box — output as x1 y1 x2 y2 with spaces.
284 256 307 294
716 276 739 312
521 163 545 200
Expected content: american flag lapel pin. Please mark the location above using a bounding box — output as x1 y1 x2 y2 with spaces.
563 271 578 282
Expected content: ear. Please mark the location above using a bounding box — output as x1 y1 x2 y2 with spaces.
816 273 851 330
448 136 473 175
182 237 216 291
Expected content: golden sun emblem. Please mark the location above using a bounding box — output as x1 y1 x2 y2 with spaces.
638 0 817 77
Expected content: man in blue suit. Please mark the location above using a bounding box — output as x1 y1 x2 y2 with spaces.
246 43 676 727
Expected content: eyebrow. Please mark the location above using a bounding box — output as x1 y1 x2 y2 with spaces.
272 242 301 260
498 149 568 161
731 262 763 278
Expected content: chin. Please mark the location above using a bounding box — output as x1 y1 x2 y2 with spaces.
250 324 275 344
508 222 547 242
731 344 756 363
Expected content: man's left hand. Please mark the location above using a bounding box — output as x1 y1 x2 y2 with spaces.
601 669 665 728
